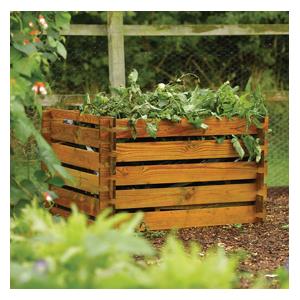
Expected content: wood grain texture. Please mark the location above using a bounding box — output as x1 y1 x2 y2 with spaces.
115 117 258 138
115 183 257 209
255 116 269 220
52 143 99 170
107 12 126 88
116 161 257 186
141 205 256 230
99 117 116 210
51 186 98 216
51 122 100 147
42 109 52 143
63 167 99 194
116 139 238 162
51 108 99 124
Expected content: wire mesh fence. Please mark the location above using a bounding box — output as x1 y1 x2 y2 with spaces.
48 32 288 187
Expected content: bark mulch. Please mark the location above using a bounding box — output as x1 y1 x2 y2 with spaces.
144 187 289 288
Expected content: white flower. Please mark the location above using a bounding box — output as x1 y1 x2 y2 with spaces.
39 86 47 95
157 83 166 91
32 85 39 94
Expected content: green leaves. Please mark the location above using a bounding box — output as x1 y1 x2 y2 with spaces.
82 73 267 147
55 12 71 31
47 176 65 187
10 12 71 210
56 41 67 59
241 135 262 163
231 135 245 160
146 122 158 138
128 69 138 84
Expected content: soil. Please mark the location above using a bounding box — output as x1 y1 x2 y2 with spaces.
145 187 289 288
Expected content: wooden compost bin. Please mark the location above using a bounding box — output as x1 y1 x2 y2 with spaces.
42 108 268 230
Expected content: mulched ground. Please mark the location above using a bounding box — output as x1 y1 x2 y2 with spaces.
145 187 289 288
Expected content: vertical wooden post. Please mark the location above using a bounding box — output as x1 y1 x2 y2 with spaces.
99 117 116 212
256 117 269 221
107 11 126 88
41 109 52 144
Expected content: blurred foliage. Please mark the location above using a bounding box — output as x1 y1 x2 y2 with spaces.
10 204 289 288
10 12 71 213
48 11 288 93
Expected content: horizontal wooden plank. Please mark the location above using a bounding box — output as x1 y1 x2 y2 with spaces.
116 139 238 162
124 24 289 36
115 183 257 209
61 24 107 36
64 167 99 194
116 161 257 186
61 24 288 37
141 205 257 230
51 122 100 147
52 143 99 170
51 108 100 124
51 187 98 216
49 206 94 224
50 206 71 218
116 117 259 138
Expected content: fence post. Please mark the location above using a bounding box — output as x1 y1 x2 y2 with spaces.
107 12 126 88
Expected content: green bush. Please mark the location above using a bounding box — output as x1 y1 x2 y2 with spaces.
11 203 238 288
11 204 288 289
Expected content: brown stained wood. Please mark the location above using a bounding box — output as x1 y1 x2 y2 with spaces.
63 167 99 194
49 206 94 224
116 139 238 162
51 122 100 147
42 109 52 143
51 108 99 124
115 117 258 138
51 187 98 216
115 183 257 209
50 206 71 218
99 117 115 211
115 161 257 186
141 205 256 230
52 143 99 170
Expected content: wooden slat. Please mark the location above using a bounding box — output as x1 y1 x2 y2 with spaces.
64 167 99 194
141 205 256 230
116 139 238 162
61 24 288 37
50 206 71 218
124 24 289 36
116 161 257 186
51 108 99 124
49 206 94 224
116 117 258 138
115 183 256 209
52 143 99 170
51 122 100 147
51 187 98 216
